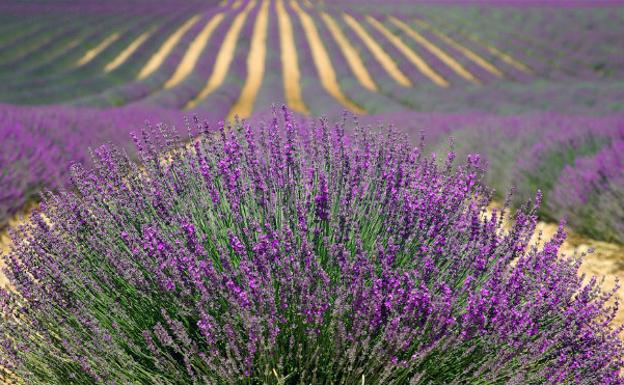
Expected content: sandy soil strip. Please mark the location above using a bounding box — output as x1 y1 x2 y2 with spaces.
185 1 257 110
571 237 624 326
0 204 38 288
75 33 120 67
427 18 533 75
1 231 14 288
486 203 624 326
276 0 309 114
413 18 504 79
366 16 449 88
164 13 226 89
232 0 243 9
104 29 154 73
55 38 82 61
389 17 480 85
302 0 314 8
320 12 378 92
342 13 412 88
228 0 270 120
137 14 202 80
468 34 533 75
290 1 365 114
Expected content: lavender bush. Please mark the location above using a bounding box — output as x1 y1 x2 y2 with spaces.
1 109 622 384
549 138 624 243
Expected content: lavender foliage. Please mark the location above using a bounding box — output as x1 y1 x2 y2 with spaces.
549 138 624 243
1 110 622 384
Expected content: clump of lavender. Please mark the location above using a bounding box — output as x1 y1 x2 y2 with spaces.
548 138 624 243
1 108 623 384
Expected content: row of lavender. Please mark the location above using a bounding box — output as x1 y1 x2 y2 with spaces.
2 104 623 244
202 2 624 114
218 2 624 115
0 104 188 228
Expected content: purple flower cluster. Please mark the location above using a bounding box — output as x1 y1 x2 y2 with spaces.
549 138 624 243
1 109 622 384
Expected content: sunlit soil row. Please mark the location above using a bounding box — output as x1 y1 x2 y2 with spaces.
416 12 536 76
367 15 450 87
1 13 151 84
320 11 377 92
456 26 534 75
342 12 411 88
388 17 480 85
0 1 534 117
104 28 155 73
276 0 308 114
228 0 270 119
422 8 614 79
411 18 504 79
75 33 121 67
137 14 203 80
164 14 226 89
290 1 364 113
185 0 258 110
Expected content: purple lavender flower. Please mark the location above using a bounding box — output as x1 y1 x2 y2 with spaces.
0 110 622 384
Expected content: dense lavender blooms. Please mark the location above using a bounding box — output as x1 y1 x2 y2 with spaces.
1 110 622 384
549 138 624 243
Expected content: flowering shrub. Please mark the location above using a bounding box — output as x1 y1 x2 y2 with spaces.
1 110 623 384
549 138 624 243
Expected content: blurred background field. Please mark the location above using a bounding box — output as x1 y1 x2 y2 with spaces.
0 0 623 315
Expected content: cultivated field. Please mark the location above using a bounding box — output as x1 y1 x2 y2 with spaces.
0 0 623 383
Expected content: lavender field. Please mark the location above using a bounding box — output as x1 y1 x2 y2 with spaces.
0 0 623 383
